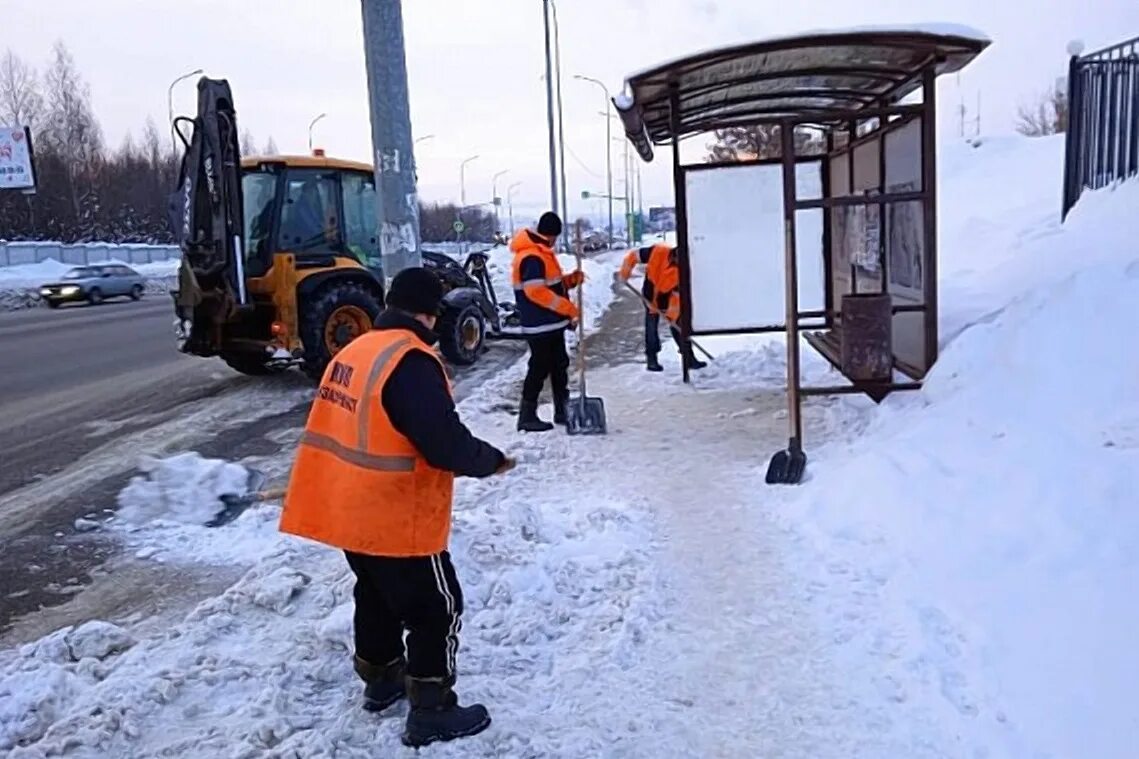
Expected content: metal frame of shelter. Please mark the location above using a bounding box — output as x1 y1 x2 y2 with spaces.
614 28 989 482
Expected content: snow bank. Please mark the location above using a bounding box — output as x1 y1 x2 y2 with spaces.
767 160 1139 755
116 453 253 528
0 355 664 756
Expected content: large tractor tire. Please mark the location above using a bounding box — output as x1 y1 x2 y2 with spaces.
300 279 383 381
438 302 486 366
221 353 286 376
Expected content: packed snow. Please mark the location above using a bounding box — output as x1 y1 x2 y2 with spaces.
3 133 1137 758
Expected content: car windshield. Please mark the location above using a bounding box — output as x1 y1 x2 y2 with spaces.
63 268 98 279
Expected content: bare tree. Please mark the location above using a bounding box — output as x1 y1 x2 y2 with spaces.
240 128 256 156
43 41 103 221
1015 85 1069 136
707 124 823 162
262 136 279 155
0 50 43 130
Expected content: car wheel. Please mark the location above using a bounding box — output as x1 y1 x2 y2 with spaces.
87 288 103 305
438 302 486 366
130 284 144 301
46 299 60 309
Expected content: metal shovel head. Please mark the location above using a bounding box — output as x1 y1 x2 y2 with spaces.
565 394 607 435
206 467 267 528
765 447 807 485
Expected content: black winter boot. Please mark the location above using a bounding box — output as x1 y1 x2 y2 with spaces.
355 655 407 713
402 678 491 748
646 354 664 372
517 400 554 432
684 351 707 371
553 392 569 426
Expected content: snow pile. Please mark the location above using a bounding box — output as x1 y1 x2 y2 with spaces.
0 362 665 756
116 452 254 527
765 155 1139 755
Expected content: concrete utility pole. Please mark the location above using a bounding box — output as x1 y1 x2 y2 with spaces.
542 0 558 216
581 92 614 247
492 169 509 233
361 0 421 279
507 181 521 236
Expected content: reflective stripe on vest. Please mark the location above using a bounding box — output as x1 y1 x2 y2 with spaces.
298 430 415 471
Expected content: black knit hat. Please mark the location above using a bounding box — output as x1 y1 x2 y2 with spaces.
386 267 444 316
537 211 563 238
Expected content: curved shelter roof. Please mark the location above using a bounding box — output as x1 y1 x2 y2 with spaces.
614 24 990 158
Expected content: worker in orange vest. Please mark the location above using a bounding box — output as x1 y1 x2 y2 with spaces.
279 267 514 748
510 211 584 431
619 242 706 372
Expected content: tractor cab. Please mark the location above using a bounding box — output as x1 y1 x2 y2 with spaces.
170 77 386 378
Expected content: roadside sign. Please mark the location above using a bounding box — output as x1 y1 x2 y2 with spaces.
452 219 465 234
0 126 36 192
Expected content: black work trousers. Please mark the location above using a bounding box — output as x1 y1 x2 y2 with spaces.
344 550 464 682
521 329 569 404
644 308 684 358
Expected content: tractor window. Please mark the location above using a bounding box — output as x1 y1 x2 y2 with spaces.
341 172 381 269
279 170 341 253
242 171 278 261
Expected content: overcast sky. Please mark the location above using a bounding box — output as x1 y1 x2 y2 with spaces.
5 0 1139 222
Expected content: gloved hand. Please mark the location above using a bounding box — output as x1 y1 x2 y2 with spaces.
564 270 585 289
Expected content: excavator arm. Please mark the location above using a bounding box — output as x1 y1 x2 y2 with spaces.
169 77 249 353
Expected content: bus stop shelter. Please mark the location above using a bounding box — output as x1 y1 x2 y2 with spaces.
613 25 990 482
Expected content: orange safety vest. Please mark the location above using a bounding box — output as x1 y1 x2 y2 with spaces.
279 328 455 557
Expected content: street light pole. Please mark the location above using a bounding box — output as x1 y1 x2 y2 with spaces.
492 169 509 233
414 134 435 145
168 67 203 154
507 181 522 236
460 154 479 207
576 76 613 247
541 0 558 215
307 112 327 152
550 0 569 251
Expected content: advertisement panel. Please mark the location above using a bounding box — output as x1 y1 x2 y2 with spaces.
0 126 36 191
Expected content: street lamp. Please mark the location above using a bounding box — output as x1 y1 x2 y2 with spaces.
168 67 203 153
308 113 327 152
576 74 614 248
492 170 510 234
459 154 479 208
414 134 436 145
507 182 522 236
613 135 632 243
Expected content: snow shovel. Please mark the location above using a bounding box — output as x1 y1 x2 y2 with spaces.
621 281 715 362
206 466 283 527
565 222 607 436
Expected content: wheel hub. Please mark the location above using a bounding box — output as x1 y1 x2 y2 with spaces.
461 316 482 351
324 305 372 353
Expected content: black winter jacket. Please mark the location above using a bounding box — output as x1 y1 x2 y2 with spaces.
375 309 505 478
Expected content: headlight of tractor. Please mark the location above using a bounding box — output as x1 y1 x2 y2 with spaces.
60 286 80 295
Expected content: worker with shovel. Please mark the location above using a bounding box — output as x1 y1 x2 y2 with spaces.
279 267 515 748
509 211 585 432
619 243 707 373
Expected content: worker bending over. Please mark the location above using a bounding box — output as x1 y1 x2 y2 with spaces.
279 268 514 748
619 242 706 372
510 211 585 431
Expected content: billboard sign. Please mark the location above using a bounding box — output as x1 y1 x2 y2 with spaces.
0 126 36 192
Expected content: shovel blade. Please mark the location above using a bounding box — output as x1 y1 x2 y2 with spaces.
565 395 607 435
765 446 807 485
